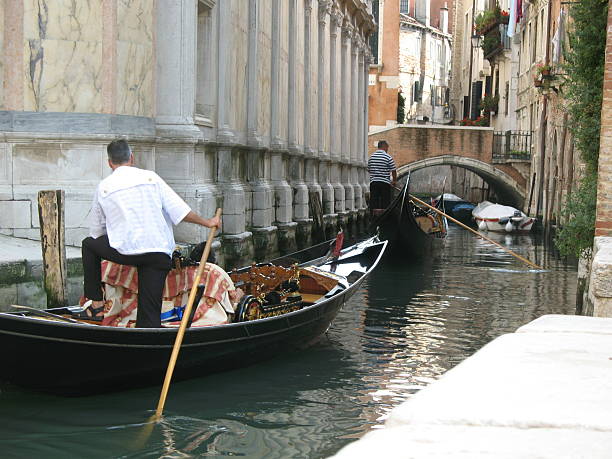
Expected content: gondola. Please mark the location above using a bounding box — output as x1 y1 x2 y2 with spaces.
370 182 446 256
0 236 387 396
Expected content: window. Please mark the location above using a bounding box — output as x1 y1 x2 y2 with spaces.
195 0 216 125
369 1 380 64
400 0 410 14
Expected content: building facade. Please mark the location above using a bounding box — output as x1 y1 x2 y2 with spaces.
450 0 579 227
399 4 453 124
0 0 375 268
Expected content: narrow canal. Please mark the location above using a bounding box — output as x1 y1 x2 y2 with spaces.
0 226 577 458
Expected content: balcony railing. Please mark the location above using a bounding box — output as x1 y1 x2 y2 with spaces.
492 131 532 162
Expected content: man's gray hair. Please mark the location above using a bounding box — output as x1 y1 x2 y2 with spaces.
107 139 132 165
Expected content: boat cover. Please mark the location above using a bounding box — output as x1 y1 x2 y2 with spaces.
91 261 238 327
473 202 526 219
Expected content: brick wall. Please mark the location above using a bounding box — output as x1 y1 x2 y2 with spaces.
369 125 494 165
595 1 612 236
368 125 527 190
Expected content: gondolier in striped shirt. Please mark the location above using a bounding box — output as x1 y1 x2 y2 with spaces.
368 140 397 211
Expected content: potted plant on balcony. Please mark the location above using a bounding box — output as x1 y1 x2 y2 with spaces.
499 9 510 24
536 62 552 76
474 9 496 35
480 94 500 115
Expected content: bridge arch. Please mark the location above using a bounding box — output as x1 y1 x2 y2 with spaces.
397 155 525 208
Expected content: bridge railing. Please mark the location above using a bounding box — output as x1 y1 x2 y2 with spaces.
492 131 532 162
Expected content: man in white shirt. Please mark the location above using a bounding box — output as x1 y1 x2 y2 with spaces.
79 139 221 328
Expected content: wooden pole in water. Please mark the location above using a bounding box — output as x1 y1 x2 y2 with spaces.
308 191 326 243
37 190 67 307
407 193 543 270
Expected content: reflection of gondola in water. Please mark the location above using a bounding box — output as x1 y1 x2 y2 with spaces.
370 181 447 256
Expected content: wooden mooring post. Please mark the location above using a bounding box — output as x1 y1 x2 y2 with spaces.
308 191 326 243
37 190 67 307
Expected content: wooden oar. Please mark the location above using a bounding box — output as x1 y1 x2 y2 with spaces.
405 193 543 270
9 304 79 323
134 208 223 450
153 207 222 421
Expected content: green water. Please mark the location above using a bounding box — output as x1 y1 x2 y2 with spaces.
0 227 577 458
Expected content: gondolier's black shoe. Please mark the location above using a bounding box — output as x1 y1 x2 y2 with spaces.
72 300 105 322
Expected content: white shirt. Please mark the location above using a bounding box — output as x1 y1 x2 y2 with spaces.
89 166 191 256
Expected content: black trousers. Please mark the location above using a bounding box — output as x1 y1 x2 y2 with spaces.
369 181 392 210
82 235 171 328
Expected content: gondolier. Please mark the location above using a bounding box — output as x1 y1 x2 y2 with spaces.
368 140 397 212
78 138 221 327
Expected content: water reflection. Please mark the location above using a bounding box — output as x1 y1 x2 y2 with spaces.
0 227 577 458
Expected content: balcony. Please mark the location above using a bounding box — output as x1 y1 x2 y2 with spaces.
474 8 511 63
492 131 532 163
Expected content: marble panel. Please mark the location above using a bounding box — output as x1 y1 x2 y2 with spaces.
117 0 154 45
155 147 193 183
23 0 102 42
23 39 104 113
12 144 105 186
132 145 155 171
0 1 4 108
116 41 154 117
66 227 89 247
0 144 10 186
230 1 248 134
0 201 31 229
30 199 91 229
257 1 272 137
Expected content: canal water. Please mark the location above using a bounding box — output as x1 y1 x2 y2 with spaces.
0 226 577 458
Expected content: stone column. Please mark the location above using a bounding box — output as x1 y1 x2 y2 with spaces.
247 0 276 261
318 1 337 234
361 48 374 210
329 7 341 159
216 2 251 267
270 0 296 253
340 18 352 163
303 0 323 234
156 0 218 248
287 0 311 248
155 0 199 137
303 0 314 157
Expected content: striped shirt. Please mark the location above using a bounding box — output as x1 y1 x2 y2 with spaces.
368 149 396 184
89 166 191 256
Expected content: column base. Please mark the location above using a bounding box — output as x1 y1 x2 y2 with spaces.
252 226 279 262
277 222 298 255
323 214 339 239
296 219 314 250
222 231 254 270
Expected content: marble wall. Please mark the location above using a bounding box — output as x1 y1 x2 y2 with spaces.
0 0 4 109
2 0 154 117
22 0 104 112
0 0 375 268
116 0 155 117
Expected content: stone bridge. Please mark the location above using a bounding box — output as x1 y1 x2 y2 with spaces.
368 125 530 207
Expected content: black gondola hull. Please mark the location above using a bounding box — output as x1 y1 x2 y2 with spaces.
370 187 444 256
0 239 385 395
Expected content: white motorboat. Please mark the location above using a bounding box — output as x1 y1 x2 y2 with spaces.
472 201 535 233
